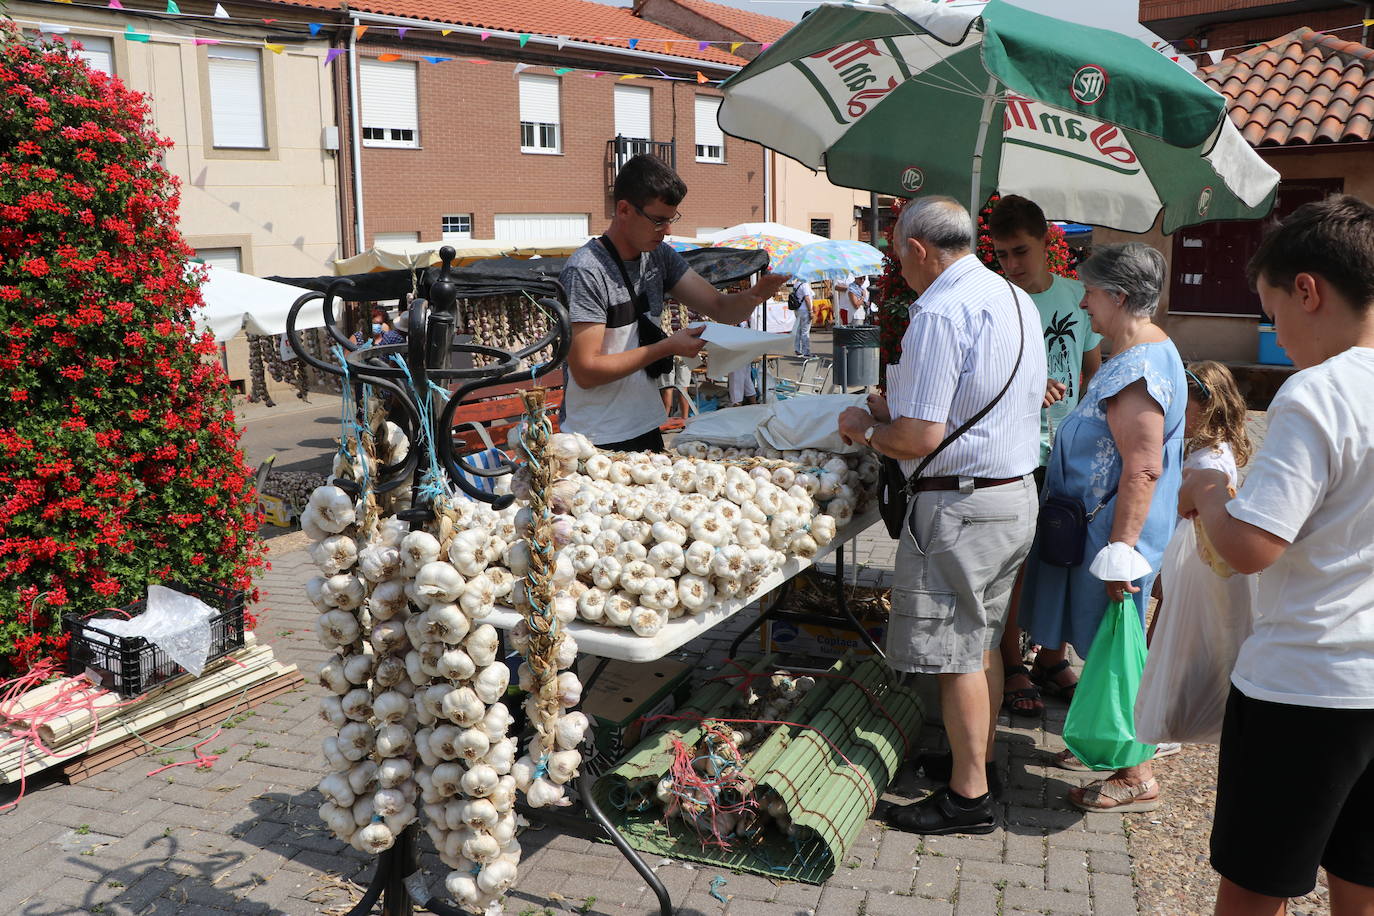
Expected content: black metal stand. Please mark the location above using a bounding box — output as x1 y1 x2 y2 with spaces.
287 248 672 915
727 542 887 659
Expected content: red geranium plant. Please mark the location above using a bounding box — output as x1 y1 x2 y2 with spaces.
0 26 266 675
874 194 1077 375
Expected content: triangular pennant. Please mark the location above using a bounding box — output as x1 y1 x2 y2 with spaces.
397 28 408 40
1365 18 1374 26
107 0 123 8
518 34 531 47
696 71 708 84
513 62 531 75
480 31 491 41
619 74 642 80
309 23 322 36
628 39 639 50
166 0 180 13
323 47 345 66
761 42 773 51
730 42 742 54
194 38 219 45
468 58 491 64
124 24 150 41
377 53 401 62
213 3 229 18
262 19 276 24
265 42 285 54
354 25 368 39
554 67 573 75
1207 49 1225 65
423 56 453 64
556 36 568 50
587 71 605 78
698 41 708 51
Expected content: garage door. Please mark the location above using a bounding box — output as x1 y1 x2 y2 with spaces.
493 213 589 242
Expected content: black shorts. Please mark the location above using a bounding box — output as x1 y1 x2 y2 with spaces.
598 428 664 453
1211 686 1374 897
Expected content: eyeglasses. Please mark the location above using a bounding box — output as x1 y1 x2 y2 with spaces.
633 203 683 230
1185 369 1211 401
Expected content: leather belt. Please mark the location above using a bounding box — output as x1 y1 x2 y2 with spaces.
911 474 1025 493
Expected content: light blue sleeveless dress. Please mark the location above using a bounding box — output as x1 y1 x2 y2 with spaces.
1019 340 1186 658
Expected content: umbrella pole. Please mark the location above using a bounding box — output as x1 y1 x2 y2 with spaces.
969 76 1000 213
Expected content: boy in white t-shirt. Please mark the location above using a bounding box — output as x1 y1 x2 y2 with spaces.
1180 195 1374 916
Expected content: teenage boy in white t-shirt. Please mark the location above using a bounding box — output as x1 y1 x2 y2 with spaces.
1180 195 1374 916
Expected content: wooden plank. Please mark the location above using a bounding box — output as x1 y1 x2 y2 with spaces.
61 672 304 784
449 387 565 425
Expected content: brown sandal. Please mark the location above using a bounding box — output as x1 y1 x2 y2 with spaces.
1070 777 1161 813
1030 658 1079 701
1002 664 1044 717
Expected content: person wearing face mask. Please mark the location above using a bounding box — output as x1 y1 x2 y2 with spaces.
560 155 788 451
354 308 405 347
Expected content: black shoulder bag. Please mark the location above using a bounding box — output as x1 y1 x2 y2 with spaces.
877 279 1026 539
598 236 675 379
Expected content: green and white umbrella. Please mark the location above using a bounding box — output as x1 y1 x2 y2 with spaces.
719 0 1278 233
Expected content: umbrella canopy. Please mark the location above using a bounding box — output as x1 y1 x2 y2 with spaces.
719 0 1278 233
776 240 885 282
703 222 829 246
711 234 801 269
194 264 327 343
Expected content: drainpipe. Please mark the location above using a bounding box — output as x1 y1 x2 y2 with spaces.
348 12 366 252
763 150 771 223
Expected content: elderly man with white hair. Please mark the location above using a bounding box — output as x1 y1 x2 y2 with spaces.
838 197 1044 835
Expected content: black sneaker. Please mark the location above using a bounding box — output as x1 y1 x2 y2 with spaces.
915 752 1004 799
884 786 998 836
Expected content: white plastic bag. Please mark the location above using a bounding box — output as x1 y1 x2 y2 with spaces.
91 585 217 677
755 393 867 454
679 404 774 447
1134 523 1256 745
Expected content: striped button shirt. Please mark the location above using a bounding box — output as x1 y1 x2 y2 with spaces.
888 255 1046 479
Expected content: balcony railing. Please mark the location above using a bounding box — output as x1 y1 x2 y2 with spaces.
607 136 676 191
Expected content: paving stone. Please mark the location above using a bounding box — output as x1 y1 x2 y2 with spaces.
1047 830 1128 854
922 833 1003 863
816 885 865 914
1002 884 1094 915
676 891 731 915
1090 870 1139 915
875 830 922 871
863 890 955 915
952 877 1000 916
1006 804 1084 831
715 872 784 902
1003 831 1046 867
771 880 822 908
838 866 914 894
958 859 1045 889
912 854 959 899
724 899 813 916
1046 845 1091 895
1088 849 1133 876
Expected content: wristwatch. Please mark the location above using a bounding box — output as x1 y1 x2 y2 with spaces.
863 425 878 447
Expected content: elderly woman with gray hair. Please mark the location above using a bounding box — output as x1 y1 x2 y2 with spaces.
1018 242 1186 813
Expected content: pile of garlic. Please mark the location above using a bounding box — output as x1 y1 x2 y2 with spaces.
505 432 845 638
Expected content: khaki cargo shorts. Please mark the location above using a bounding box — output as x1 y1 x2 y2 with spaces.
887 476 1038 675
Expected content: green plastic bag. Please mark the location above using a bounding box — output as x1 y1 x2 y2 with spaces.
1062 598 1157 770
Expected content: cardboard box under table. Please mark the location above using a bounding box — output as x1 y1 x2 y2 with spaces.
576 657 691 765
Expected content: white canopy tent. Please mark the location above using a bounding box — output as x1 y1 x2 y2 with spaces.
193 265 327 344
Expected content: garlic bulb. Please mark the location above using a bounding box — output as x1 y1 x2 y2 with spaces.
414 561 465 606
473 662 511 705
546 749 581 785
311 535 359 576
400 531 442 577
526 776 570 808
354 822 395 854
461 764 500 798
464 625 499 668
307 485 357 534
425 602 471 645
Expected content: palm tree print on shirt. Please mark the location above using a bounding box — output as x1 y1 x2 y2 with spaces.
1044 312 1079 398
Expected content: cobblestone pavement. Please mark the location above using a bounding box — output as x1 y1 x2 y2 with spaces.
0 520 1145 916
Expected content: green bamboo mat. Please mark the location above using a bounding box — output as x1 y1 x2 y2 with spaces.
592 654 923 884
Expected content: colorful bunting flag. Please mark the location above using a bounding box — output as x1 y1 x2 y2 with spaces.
619 74 642 80
513 62 531 75
423 56 453 64
213 3 229 18
556 36 568 50
442 30 452 36
696 71 708 84
518 34 531 47
262 19 276 24
397 28 408 39
1207 49 1224 65
730 42 742 54
354 25 368 38
377 53 401 61
480 31 490 41
107 0 123 8
761 42 773 51
587 71 605 78
265 42 285 54
323 47 345 66
309 23 322 36
1365 18 1374 25
166 0 180 13
698 41 708 51
193 38 219 45
124 24 150 41
554 67 573 75
628 38 638 50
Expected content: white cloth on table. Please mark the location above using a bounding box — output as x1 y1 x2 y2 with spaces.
756 392 866 454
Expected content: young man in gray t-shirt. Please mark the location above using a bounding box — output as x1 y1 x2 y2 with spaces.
559 155 788 451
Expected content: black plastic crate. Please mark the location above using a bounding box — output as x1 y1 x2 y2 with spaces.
63 581 247 698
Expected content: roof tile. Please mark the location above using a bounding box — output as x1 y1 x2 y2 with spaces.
1200 27 1374 146
273 0 747 66
643 0 792 42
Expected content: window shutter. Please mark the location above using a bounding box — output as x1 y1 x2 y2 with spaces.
614 86 651 139
360 58 419 137
694 95 724 159
207 46 266 148
195 247 242 272
74 36 114 75
519 75 561 125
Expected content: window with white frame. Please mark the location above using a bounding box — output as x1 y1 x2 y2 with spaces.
195 247 242 272
519 75 561 154
207 46 267 149
614 85 651 140
73 36 114 75
360 58 419 148
441 215 473 241
694 95 724 163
